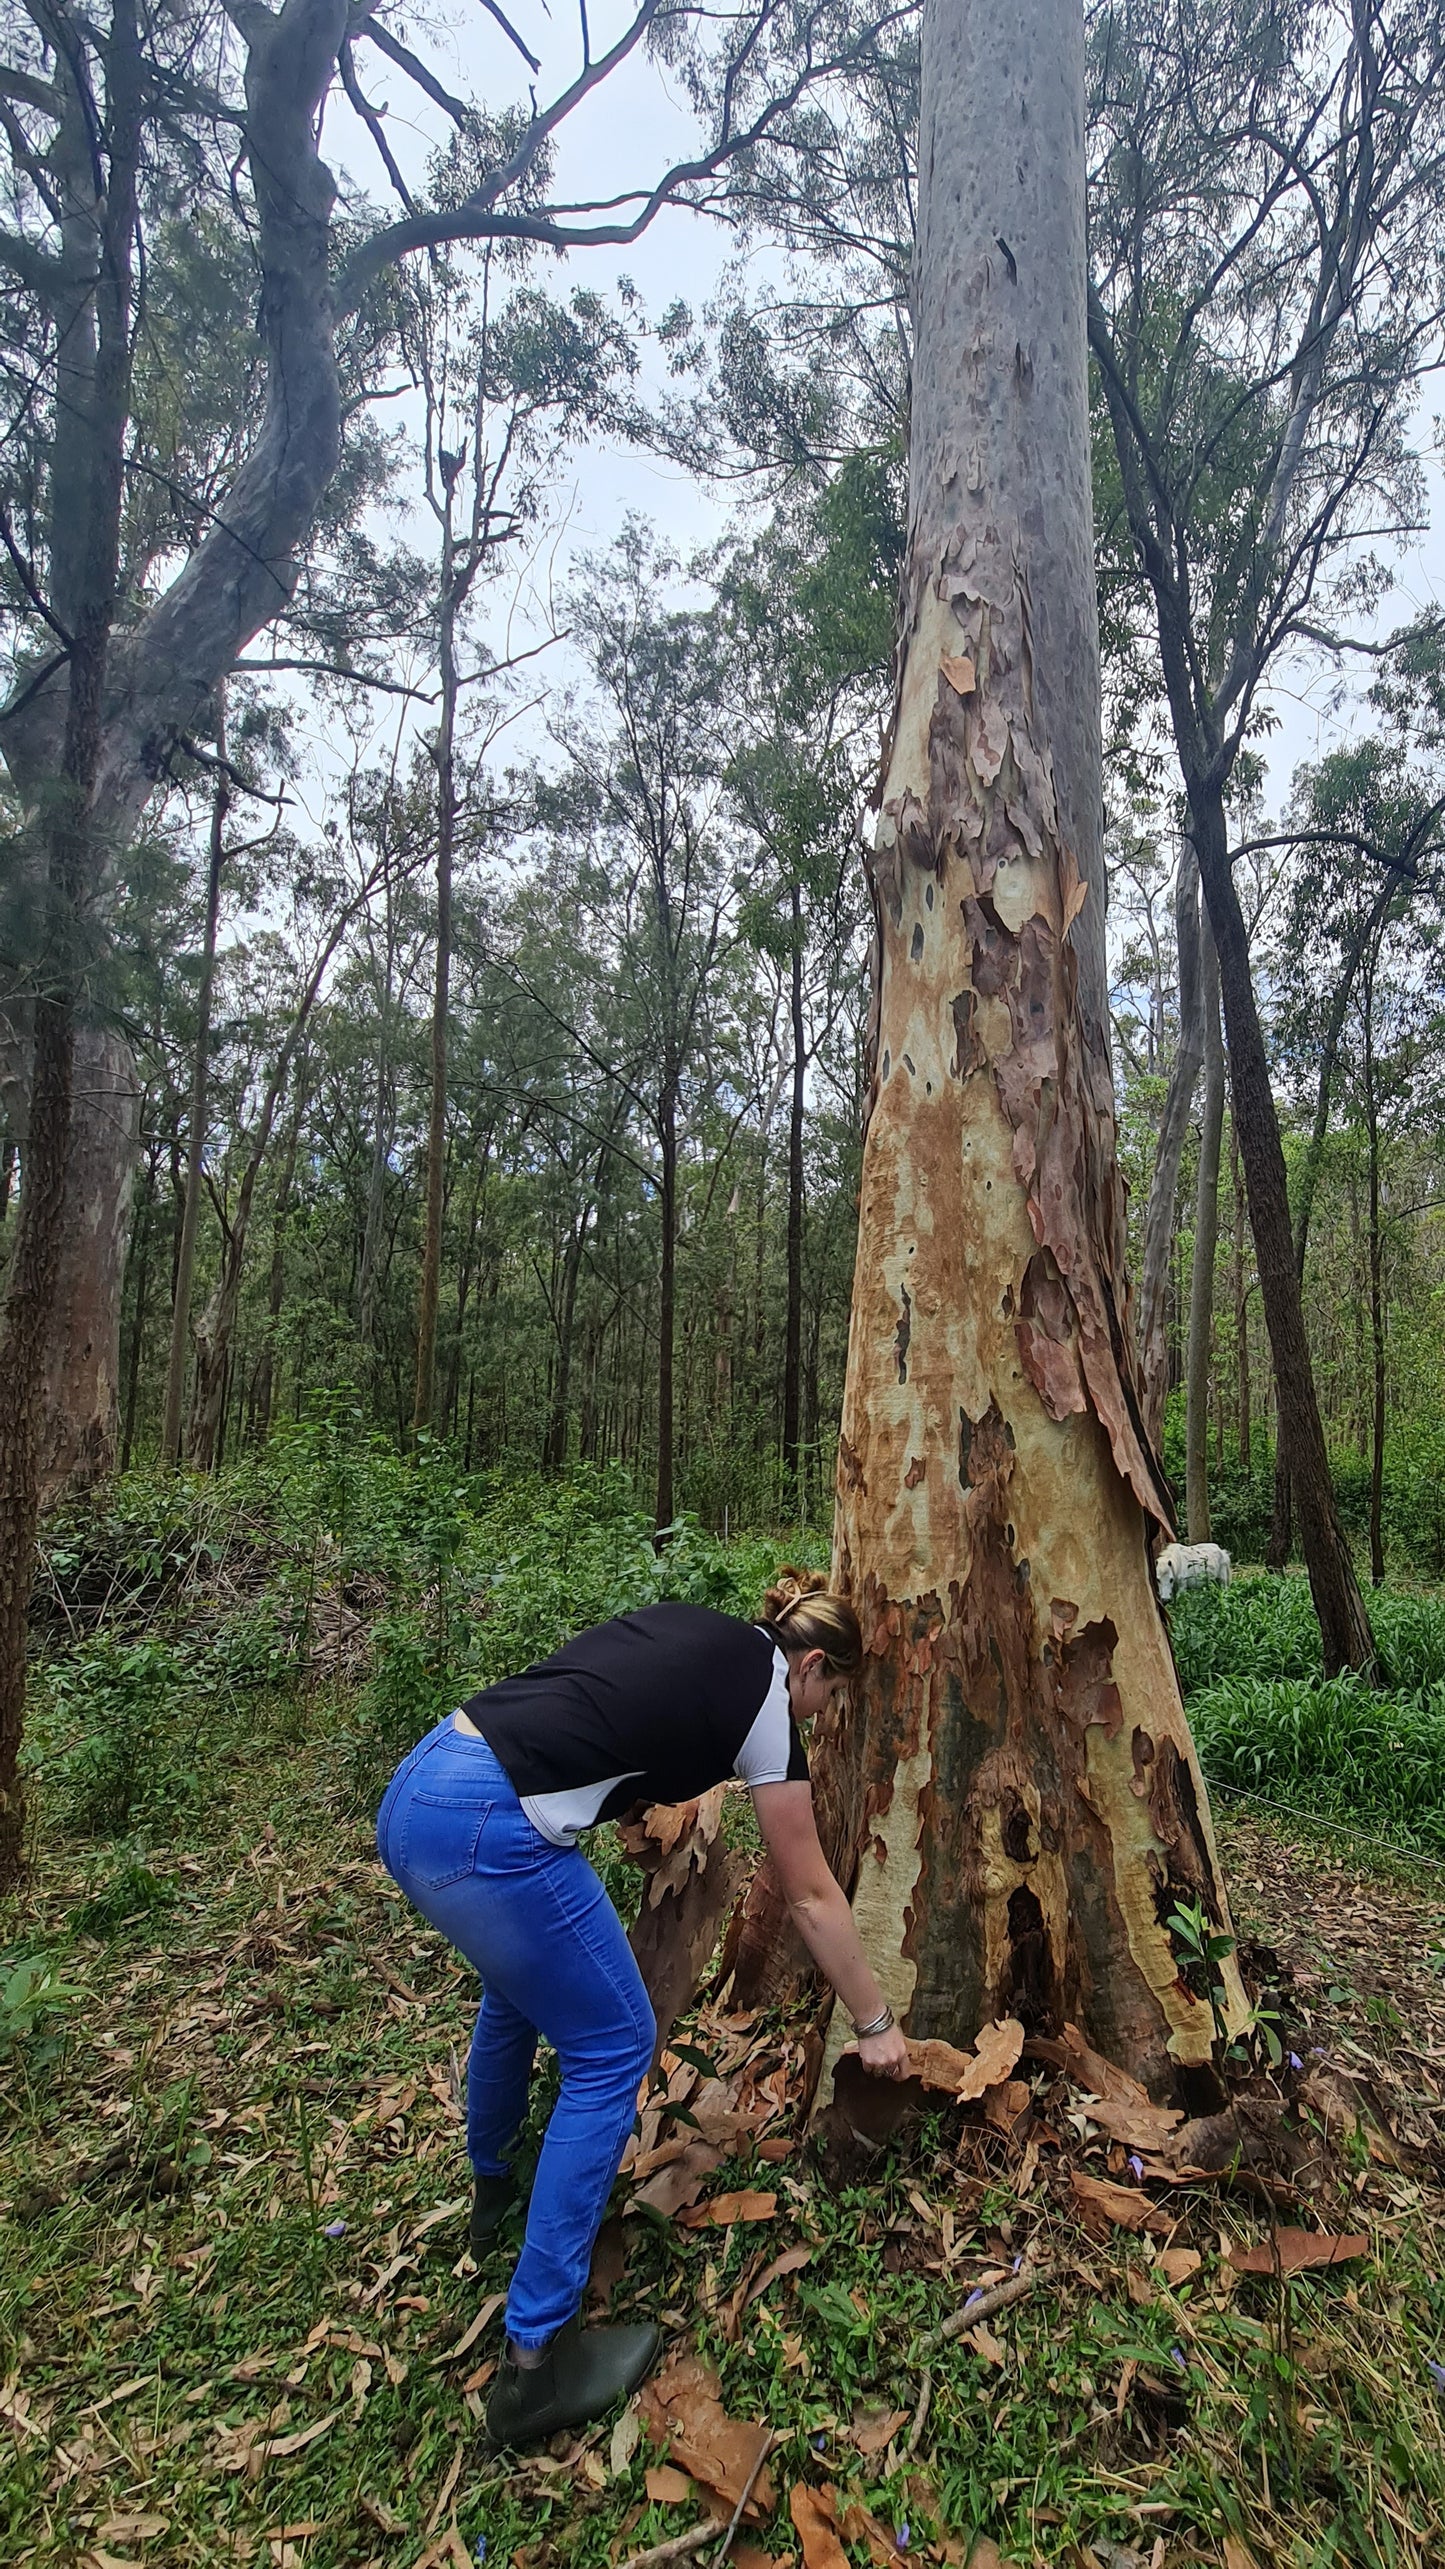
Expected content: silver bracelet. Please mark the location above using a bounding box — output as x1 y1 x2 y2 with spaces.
852 2003 895 2040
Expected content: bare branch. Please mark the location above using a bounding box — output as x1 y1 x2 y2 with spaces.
358 17 473 121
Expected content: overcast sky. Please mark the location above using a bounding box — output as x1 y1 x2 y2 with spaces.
311 0 1445 832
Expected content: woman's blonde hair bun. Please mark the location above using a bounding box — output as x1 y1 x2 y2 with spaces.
760 1566 862 1675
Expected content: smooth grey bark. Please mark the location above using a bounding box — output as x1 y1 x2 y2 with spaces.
1136 840 1204 1447
1185 917 1224 1541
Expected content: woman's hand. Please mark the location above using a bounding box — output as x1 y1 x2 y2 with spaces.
856 2022 911 2080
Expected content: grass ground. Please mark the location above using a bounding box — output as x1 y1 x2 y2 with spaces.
5 1685 1445 2569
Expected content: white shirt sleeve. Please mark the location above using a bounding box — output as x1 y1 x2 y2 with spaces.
733 1642 805 1788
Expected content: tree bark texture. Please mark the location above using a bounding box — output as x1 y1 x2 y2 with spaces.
1136 842 1204 1448
1190 786 1373 1671
1184 921 1223 1543
794 0 1246 2104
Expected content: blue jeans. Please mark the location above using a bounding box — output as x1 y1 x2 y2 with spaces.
375 1718 655 2347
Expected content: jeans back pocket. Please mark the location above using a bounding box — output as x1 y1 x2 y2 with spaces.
398 1790 494 1889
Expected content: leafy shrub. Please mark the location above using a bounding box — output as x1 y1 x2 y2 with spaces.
36 1635 193 1836
1189 1671 1445 1854
1368 1588 1445 1691
1200 1461 1278 1567
0 1951 86 2068
1168 1572 1323 1694
70 1860 177 1939
1170 1568 1445 1698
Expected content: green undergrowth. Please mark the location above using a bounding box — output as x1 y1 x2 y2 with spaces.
7 1468 1445 2563
1170 1573 1445 1855
26 1440 827 1843
4 1742 1445 2569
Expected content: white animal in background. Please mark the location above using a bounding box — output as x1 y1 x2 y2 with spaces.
1155 1540 1231 1601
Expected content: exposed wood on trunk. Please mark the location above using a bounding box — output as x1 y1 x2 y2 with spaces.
810 0 1244 2100
1185 920 1224 1542
621 1792 746 2064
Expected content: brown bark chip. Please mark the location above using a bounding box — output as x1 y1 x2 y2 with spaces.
905 2018 1025 2098
1227 2229 1369 2275
639 2352 775 2521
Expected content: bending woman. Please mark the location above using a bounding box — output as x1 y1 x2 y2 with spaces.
375 1571 909 2446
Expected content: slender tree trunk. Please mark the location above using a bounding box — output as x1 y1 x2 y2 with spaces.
715 1188 737 1434
1347 1170 1367 1457
413 515 458 1439
1269 912 1376 1565
186 894 356 1468
1185 920 1224 1542
1231 1112 1250 1474
252 1065 307 1442
1363 977 1386 1587
737 0 1245 2092
543 1216 587 1471
120 1140 157 1471
1136 840 1204 1447
1189 784 1372 1670
656 1080 678 1528
162 727 229 1463
783 885 806 1501
357 887 395 1352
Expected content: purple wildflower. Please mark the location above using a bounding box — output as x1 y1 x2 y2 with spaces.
961 2289 986 2317
812 2433 827 2453
1288 2052 1303 2072
1169 2345 1186 2372
1127 2154 1145 2179
322 2219 346 2239
1427 2361 1445 2395
895 2525 910 2552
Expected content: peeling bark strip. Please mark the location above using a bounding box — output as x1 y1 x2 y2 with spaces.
821 0 1244 2101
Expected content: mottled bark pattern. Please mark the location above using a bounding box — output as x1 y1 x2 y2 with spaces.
825 0 1244 2100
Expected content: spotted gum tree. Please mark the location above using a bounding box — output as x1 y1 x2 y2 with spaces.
813 0 1247 2097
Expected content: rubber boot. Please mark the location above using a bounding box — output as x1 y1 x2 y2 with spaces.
485 2315 662 2447
470 2171 518 2254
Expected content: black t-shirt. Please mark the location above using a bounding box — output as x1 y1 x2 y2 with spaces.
459 1601 809 1845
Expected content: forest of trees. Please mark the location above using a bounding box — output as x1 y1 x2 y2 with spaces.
7 5 1445 2551
2 0 1444 1848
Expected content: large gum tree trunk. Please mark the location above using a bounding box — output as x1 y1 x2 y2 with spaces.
814 0 1245 2102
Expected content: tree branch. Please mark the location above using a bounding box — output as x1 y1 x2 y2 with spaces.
357 16 473 117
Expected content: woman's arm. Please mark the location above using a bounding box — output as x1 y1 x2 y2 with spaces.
750 1780 911 2079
